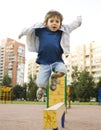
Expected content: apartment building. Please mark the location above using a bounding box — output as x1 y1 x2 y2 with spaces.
67 41 101 84
27 41 101 85
0 38 25 87
28 58 39 81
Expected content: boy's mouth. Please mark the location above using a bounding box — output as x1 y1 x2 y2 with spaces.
53 26 57 29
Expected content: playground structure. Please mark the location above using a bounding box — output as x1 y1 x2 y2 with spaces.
67 86 71 108
43 75 68 130
46 76 67 108
43 102 65 130
0 86 13 103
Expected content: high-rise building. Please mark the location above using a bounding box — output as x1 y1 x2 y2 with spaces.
67 41 101 84
0 38 25 87
28 58 39 81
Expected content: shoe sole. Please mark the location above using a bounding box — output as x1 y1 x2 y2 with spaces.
37 88 45 99
50 77 57 91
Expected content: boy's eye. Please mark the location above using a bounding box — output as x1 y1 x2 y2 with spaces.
50 20 54 23
56 20 59 23
50 20 60 23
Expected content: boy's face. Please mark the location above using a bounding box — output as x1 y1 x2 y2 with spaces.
46 16 61 32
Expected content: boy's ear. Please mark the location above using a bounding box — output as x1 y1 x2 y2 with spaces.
44 22 47 26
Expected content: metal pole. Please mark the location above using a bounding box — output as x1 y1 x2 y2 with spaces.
46 81 49 108
64 75 67 110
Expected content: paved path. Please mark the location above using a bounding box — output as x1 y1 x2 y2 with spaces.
0 104 101 130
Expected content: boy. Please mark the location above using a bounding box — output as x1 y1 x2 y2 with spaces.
18 10 82 99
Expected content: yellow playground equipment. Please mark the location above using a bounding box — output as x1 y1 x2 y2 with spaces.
0 86 13 103
46 75 67 108
43 75 68 130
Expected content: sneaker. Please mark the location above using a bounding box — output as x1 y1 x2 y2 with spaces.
36 87 45 100
50 76 57 91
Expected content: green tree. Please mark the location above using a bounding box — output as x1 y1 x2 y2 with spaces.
71 67 95 102
96 77 101 89
27 75 37 101
71 66 80 82
71 66 80 101
13 85 23 100
2 74 12 87
22 83 28 100
96 77 101 101
78 69 95 101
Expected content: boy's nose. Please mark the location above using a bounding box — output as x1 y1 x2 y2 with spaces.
53 22 56 25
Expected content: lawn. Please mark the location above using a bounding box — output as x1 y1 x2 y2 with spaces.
0 100 46 105
71 101 98 105
0 100 98 105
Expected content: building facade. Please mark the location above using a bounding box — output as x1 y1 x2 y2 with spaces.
67 41 101 84
28 58 39 81
0 38 25 87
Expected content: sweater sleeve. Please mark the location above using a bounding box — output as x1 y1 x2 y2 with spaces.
67 16 82 32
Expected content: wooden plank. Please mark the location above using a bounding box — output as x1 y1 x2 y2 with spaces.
43 102 65 129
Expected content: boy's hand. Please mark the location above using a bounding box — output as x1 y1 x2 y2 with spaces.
18 34 22 39
77 16 82 20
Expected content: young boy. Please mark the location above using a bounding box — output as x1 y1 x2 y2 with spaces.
18 10 82 99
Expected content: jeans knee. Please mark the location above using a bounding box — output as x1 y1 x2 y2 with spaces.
36 80 47 88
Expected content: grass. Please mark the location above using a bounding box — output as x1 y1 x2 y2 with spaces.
71 101 98 105
0 100 46 105
0 100 99 105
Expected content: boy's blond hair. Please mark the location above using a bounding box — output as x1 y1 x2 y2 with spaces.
44 10 63 26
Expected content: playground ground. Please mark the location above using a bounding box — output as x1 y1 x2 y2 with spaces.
0 104 101 130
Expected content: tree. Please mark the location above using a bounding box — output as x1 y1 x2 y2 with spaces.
71 66 80 82
96 77 101 101
27 75 37 101
2 74 12 87
78 69 95 101
71 66 80 101
13 85 23 100
71 67 95 102
96 77 101 89
22 83 28 100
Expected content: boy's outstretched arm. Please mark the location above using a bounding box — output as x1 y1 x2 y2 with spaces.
18 27 29 39
77 16 82 24
68 15 82 32
77 16 82 19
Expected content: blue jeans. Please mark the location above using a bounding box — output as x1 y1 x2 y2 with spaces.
36 62 67 88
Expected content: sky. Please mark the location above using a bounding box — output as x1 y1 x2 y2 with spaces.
0 0 101 59
0 0 101 81
0 0 101 55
